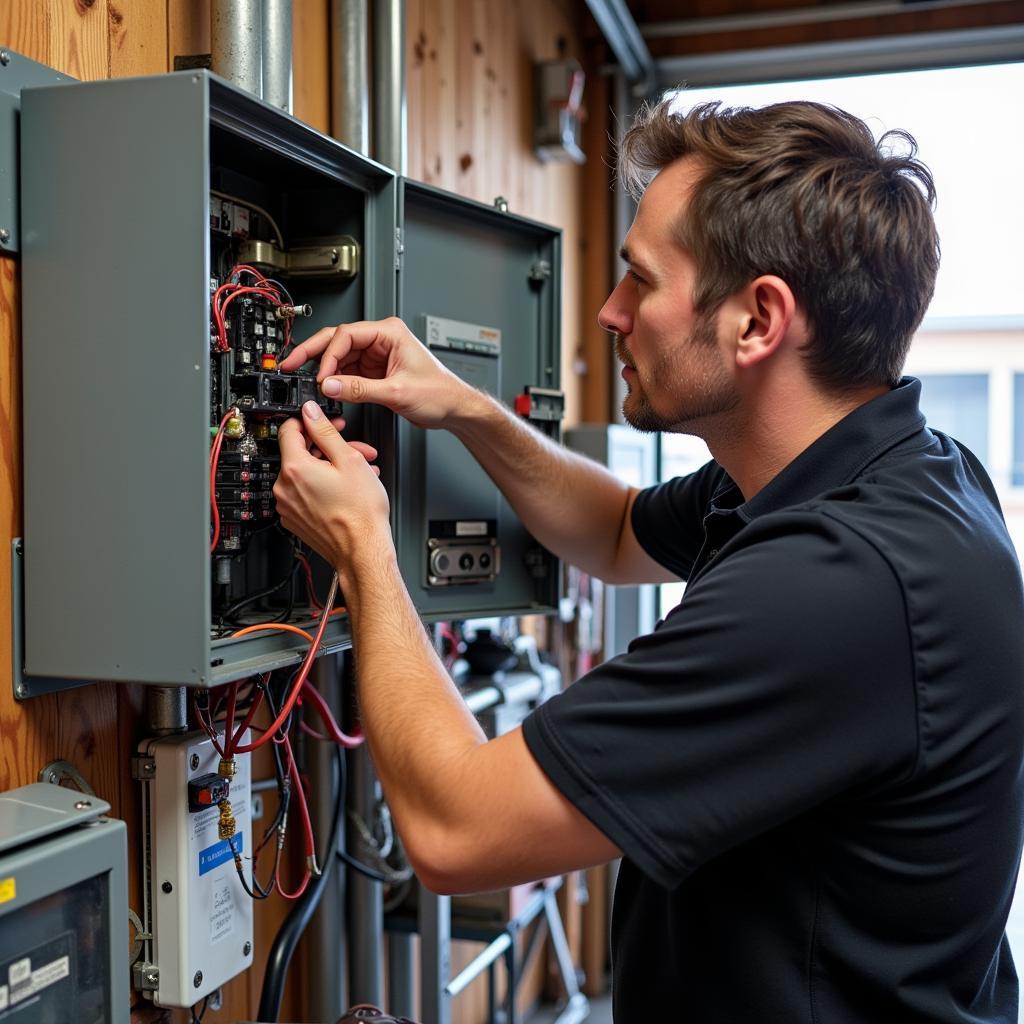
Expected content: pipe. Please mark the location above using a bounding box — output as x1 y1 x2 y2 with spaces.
212 0 263 97
302 654 347 1021
372 0 407 174
331 0 370 154
347 743 385 1004
583 0 655 93
262 0 293 112
147 686 187 735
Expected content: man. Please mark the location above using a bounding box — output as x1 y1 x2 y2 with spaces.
274 100 1024 1020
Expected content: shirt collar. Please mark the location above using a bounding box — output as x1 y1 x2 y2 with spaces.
710 377 927 523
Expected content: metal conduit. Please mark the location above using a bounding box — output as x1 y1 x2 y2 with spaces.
331 0 370 153
212 0 263 96
262 0 293 112
373 0 407 174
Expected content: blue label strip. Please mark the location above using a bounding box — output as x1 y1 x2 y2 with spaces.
199 833 243 876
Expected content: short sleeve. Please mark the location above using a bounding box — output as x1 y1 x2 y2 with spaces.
630 460 728 579
522 511 918 889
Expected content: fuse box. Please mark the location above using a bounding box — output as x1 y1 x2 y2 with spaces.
15 67 562 694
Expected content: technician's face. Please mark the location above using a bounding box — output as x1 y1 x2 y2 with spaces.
598 157 738 434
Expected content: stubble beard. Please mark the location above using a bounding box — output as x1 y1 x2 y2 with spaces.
617 312 739 434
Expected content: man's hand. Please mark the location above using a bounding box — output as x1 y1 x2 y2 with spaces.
274 402 391 572
277 316 476 429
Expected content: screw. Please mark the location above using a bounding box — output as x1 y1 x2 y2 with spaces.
190 753 200 770
193 970 203 988
161 881 173 894
14 540 22 556
0 229 9 245
14 683 27 699
0 51 9 67
243 941 252 956
74 800 92 810
145 969 158 984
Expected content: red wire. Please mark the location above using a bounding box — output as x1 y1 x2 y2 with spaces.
209 408 236 554
231 591 336 755
299 681 364 748
274 730 313 899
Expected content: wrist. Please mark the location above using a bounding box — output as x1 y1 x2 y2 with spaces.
337 521 398 598
446 386 500 439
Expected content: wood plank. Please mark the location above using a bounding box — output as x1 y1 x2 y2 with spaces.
107 0 169 77
49 0 110 80
167 0 210 69
406 0 426 181
0 2 49 63
294 0 329 132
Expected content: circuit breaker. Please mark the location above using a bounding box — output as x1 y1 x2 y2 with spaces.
135 731 254 1009
14 66 562 694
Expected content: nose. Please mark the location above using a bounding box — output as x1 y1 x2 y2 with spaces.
598 275 633 338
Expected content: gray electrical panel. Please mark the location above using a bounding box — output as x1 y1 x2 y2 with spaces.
0 783 129 1023
19 71 394 688
565 425 657 657
14 67 563 692
396 182 562 618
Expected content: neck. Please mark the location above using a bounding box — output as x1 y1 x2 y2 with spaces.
705 381 890 501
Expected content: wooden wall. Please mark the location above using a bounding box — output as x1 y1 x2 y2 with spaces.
0 1 599 1022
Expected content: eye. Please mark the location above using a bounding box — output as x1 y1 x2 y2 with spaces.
628 269 646 286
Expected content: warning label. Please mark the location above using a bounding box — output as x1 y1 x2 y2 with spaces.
209 875 235 944
0 937 72 1021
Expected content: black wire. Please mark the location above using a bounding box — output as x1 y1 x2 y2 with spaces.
191 995 209 1023
257 740 345 1023
219 560 300 623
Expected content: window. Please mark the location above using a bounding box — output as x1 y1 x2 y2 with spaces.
916 373 990 465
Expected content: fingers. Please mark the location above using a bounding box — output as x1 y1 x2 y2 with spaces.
277 325 337 372
280 318 411 381
277 417 311 462
319 374 393 406
300 401 354 468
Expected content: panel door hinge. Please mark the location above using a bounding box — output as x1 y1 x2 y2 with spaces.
131 755 156 781
395 227 404 270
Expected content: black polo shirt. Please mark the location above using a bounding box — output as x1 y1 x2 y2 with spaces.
522 379 1024 1021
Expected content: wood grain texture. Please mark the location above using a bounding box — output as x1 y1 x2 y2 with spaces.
108 0 169 77
49 0 110 79
0 2 49 58
294 0 330 133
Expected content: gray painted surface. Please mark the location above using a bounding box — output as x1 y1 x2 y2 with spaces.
20 71 395 686
396 180 562 619
0 784 128 1023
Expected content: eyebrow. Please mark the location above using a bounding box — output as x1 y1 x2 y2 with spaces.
619 244 654 277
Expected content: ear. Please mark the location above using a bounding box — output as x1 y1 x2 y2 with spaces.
732 276 796 370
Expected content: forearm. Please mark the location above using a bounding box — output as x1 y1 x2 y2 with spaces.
446 389 636 582
340 534 491 861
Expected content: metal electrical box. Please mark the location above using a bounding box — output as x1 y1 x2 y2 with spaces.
396 182 562 619
136 731 253 1009
19 71 395 688
15 67 562 693
0 783 129 1023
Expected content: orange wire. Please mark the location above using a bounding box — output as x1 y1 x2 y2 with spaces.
230 623 315 642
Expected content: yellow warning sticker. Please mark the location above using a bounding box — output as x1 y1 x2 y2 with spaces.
0 878 15 904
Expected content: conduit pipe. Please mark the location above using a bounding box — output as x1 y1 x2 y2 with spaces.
331 0 370 153
262 0 293 112
212 0 263 97
373 0 407 174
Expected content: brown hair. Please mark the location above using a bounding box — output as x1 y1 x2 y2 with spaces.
618 98 940 392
